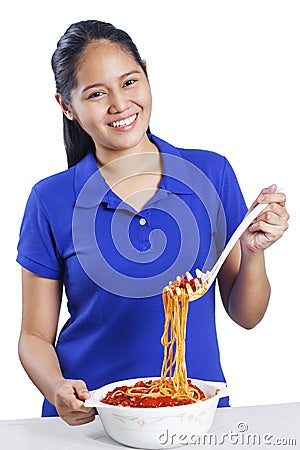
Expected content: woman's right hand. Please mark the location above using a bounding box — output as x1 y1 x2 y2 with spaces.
54 379 95 425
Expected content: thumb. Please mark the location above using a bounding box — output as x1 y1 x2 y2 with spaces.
260 184 277 197
72 380 91 400
256 184 277 204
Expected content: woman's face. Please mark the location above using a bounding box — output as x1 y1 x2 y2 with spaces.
69 41 152 155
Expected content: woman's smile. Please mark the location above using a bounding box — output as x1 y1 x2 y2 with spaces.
107 113 138 130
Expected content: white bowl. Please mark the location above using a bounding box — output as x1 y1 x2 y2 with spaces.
85 377 228 449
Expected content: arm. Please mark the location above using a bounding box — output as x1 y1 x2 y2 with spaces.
218 185 289 329
18 268 95 425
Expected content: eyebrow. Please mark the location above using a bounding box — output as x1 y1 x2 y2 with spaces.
81 70 142 93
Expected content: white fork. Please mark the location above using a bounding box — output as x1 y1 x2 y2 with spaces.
173 201 270 301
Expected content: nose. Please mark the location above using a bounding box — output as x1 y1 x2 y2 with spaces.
108 90 130 114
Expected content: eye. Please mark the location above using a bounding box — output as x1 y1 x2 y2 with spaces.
123 79 136 87
88 91 105 99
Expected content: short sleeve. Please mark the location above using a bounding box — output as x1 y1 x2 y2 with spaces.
220 158 248 243
17 187 63 279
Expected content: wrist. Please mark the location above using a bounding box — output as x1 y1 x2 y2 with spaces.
240 238 265 261
239 244 267 276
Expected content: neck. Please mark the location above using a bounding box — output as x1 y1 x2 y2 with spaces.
95 134 156 166
95 135 161 182
94 135 163 212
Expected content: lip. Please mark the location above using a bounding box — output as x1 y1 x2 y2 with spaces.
107 113 138 131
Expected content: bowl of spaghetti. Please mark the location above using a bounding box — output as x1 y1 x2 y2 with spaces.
86 376 227 449
85 273 228 448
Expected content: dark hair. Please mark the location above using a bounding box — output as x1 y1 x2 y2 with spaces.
51 20 149 168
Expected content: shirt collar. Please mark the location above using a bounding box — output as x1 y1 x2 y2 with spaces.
74 151 105 207
74 134 193 208
149 134 193 195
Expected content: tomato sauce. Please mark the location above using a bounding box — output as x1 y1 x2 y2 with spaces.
176 275 202 289
101 380 206 408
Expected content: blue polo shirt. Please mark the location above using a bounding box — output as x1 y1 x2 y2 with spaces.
17 134 247 415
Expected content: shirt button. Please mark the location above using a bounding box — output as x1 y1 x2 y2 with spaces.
139 218 147 226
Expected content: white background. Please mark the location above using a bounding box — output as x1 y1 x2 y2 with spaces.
1 0 299 420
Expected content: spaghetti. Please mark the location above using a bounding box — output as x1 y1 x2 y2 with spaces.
101 273 208 407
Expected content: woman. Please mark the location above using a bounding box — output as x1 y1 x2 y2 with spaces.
17 20 289 426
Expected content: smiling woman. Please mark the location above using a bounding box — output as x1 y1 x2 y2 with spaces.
16 19 289 427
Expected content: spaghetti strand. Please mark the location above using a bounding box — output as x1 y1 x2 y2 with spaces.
101 276 208 407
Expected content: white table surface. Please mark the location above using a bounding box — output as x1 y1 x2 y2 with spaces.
0 402 299 450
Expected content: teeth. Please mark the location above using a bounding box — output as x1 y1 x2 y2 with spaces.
110 114 136 128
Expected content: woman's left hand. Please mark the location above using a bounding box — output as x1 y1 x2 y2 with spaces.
241 184 289 254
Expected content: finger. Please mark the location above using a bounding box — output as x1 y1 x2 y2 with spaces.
254 204 289 226
62 409 95 426
248 186 275 211
249 185 284 211
77 405 95 415
68 414 95 426
72 380 91 401
248 219 288 237
258 192 287 207
254 184 277 205
57 384 89 410
71 414 95 426
260 184 277 196
55 382 83 409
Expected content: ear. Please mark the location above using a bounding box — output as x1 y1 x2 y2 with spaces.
142 59 147 70
55 93 74 120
